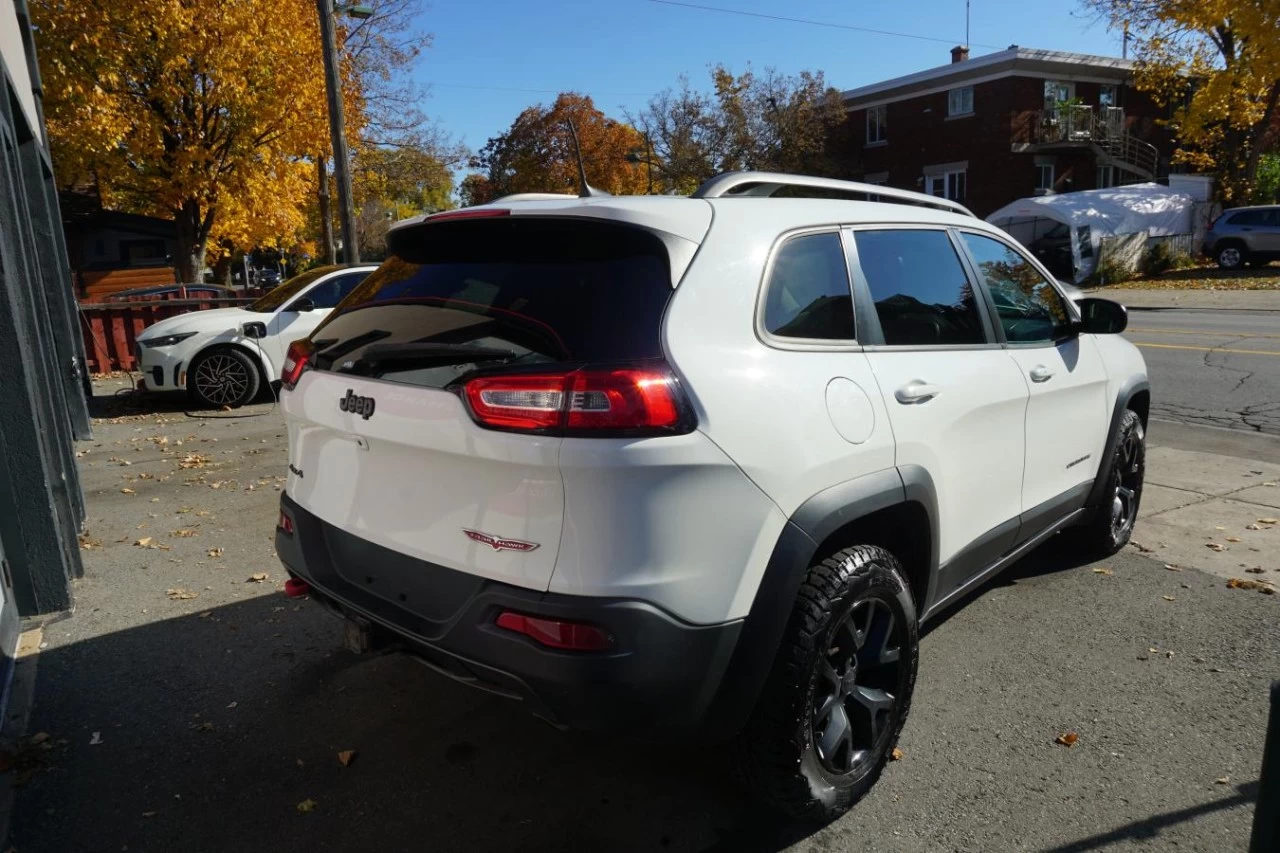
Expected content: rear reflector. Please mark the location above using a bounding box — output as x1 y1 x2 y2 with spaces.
281 339 315 390
277 511 294 535
495 611 614 651
462 364 690 436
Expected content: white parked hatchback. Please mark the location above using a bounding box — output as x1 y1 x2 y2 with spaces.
135 264 376 408
273 173 1148 821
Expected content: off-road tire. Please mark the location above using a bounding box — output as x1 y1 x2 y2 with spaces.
188 346 261 409
739 545 918 823
1069 409 1145 556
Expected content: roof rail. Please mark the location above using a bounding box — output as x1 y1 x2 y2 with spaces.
489 192 577 203
690 171 975 217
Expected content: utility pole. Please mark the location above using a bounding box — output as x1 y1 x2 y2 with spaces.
316 0 363 264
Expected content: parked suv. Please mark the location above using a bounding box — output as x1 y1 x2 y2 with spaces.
1204 205 1280 269
273 173 1149 822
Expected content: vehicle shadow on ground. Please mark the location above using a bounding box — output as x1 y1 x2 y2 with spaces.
86 381 277 420
8 592 784 853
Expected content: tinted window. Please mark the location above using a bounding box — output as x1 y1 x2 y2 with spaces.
762 232 854 341
248 265 346 313
309 219 672 389
1228 210 1271 226
298 271 370 310
854 230 985 346
960 233 1071 342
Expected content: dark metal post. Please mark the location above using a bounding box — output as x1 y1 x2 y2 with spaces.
316 0 359 263
1251 680 1280 852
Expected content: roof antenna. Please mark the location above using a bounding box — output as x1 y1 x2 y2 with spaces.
564 119 610 198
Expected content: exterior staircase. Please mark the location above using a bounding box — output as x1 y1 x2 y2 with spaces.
1035 106 1160 181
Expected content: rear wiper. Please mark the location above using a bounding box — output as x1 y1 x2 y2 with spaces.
313 329 391 368
337 342 516 374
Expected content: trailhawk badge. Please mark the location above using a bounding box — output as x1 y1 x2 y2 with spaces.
462 529 540 552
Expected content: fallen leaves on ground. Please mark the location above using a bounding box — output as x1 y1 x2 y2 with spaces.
890 747 904 761
177 453 213 470
1206 543 1226 552
1246 567 1265 574
170 529 198 538
1216 775 1231 785
247 572 269 583
1259 518 1279 525
1226 578 1277 594
1164 564 1182 571
337 749 356 767
1092 567 1113 575
78 534 103 550
1055 732 1079 747
207 547 224 558
120 488 135 495
166 588 198 600
1162 595 1177 601
89 732 102 745
296 799 318 814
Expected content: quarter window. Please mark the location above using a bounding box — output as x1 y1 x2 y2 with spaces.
762 232 855 341
866 104 887 144
1228 209 1272 226
854 230 985 346
948 86 974 116
959 233 1071 343
295 271 371 310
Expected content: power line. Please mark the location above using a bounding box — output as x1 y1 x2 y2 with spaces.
647 0 1000 49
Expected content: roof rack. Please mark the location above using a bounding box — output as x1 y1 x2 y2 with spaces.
690 171 975 218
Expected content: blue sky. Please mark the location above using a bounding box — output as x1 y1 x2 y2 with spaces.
413 0 1124 162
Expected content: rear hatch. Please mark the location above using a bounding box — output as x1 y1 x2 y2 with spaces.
281 213 684 593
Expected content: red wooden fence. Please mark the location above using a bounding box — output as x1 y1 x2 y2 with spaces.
79 298 256 373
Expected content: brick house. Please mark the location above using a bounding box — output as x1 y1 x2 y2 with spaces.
841 46 1174 217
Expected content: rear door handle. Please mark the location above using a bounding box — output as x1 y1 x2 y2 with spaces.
894 381 943 404
1029 365 1055 383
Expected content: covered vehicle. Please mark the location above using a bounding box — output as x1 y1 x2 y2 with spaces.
987 183 1194 283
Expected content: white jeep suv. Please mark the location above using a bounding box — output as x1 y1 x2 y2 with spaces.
273 173 1148 821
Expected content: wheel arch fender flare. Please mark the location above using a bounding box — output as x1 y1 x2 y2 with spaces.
1086 376 1150 510
702 467 939 735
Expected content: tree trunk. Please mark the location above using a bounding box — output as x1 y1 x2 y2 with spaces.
173 198 213 283
317 157 336 265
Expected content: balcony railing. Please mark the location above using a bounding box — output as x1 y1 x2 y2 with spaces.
1032 106 1159 178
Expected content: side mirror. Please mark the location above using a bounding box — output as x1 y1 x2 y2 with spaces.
1076 297 1128 334
241 321 267 339
290 297 315 313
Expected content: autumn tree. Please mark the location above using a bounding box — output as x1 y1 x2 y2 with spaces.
1084 0 1280 203
467 93 647 202
629 65 849 193
33 0 335 281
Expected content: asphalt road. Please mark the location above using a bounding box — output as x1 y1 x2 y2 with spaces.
1124 308 1280 434
4 382 1276 853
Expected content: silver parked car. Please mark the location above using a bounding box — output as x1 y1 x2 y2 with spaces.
1203 206 1280 269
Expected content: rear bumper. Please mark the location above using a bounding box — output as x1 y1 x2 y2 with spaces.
275 492 746 737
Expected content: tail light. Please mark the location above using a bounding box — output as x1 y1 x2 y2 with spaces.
281 339 315 390
461 364 693 436
495 611 614 651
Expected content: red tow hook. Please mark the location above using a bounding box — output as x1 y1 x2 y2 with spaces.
283 578 311 598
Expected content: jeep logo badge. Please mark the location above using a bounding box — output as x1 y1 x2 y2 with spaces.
339 389 376 420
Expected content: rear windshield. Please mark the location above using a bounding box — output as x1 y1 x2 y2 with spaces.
308 218 673 389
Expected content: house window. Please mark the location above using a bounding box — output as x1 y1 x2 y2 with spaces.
121 239 167 266
1044 80 1074 112
925 169 966 202
1099 84 1118 108
866 104 887 144
1035 163 1055 192
948 86 974 116
1096 165 1114 188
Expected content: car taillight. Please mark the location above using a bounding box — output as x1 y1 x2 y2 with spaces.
281 339 314 390
461 364 692 436
495 611 614 651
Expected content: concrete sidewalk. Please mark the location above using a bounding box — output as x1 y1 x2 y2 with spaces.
1135 419 1280 586
1094 287 1280 311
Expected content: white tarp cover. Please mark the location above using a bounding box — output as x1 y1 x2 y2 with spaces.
986 183 1195 282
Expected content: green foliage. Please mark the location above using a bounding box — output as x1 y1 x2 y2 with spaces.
1252 153 1280 204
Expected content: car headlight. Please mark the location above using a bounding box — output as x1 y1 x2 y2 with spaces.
139 332 198 348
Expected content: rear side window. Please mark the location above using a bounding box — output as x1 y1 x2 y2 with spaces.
309 218 673 389
1228 210 1272 226
298 271 371 310
853 229 986 346
762 232 855 341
